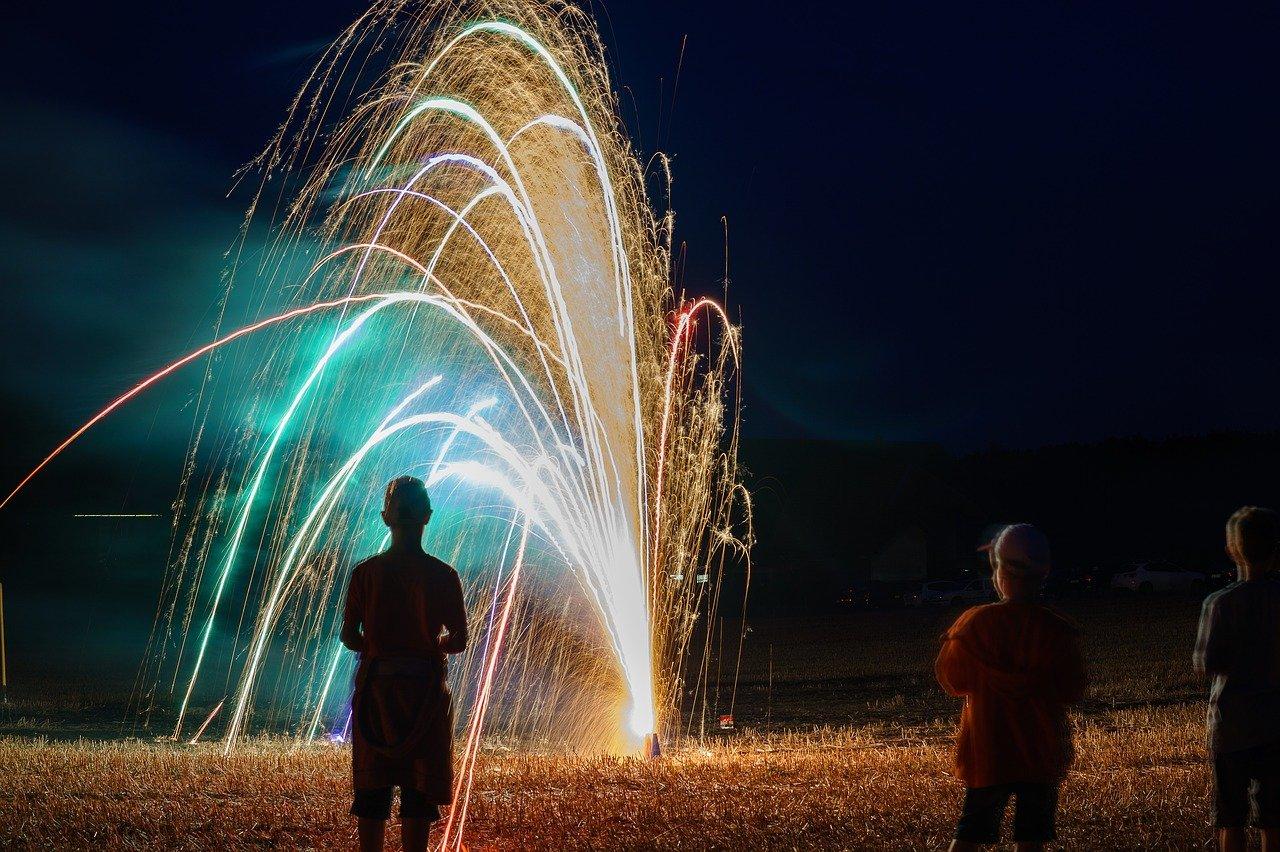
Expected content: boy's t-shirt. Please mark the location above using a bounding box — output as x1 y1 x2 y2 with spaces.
342 549 469 799
342 549 468 662
936 601 1088 788
1194 575 1280 756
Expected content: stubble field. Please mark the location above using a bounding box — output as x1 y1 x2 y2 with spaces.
0 593 1216 850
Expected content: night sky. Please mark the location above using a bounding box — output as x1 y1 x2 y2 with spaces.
0 3 1277 664
3 1 1277 455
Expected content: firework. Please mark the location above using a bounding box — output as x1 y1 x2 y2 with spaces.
5 0 749 841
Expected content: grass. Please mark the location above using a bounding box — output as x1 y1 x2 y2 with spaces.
723 593 1203 728
0 593 1221 849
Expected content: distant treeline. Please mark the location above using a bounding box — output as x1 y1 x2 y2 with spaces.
732 432 1280 615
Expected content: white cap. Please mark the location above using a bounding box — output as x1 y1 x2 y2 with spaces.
988 523 1051 576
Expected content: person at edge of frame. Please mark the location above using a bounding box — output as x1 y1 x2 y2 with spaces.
1195 506 1280 852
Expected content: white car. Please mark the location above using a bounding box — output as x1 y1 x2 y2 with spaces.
905 578 994 607
1110 562 1207 594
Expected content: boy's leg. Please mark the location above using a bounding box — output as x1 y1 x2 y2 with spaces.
1213 750 1250 851
400 819 429 852
357 818 386 852
350 786 393 852
951 785 1011 849
1254 743 1280 852
1010 782 1058 852
398 787 440 852
1216 829 1245 852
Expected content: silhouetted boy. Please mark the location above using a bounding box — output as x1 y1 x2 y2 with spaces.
1194 506 1280 852
937 524 1087 851
341 476 469 852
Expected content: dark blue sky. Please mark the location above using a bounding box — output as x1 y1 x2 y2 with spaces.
1 0 1277 456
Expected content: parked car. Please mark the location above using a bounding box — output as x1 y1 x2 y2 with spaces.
1110 561 1207 594
1080 564 1121 593
838 580 914 609
838 582 872 608
1041 565 1088 599
1206 564 1238 589
905 577 994 607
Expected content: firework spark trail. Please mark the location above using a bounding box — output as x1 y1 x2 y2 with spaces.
395 19 650 558
5 2 753 842
295 375 443 743
441 523 530 851
299 391 505 746
184 244 587 741
0 292 391 514
325 39 661 738
651 298 738 580
296 387 486 743
220 292 614 747
346 147 575 433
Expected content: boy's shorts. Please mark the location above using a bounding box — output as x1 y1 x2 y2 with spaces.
1213 741 1280 828
955 782 1058 844
350 786 441 822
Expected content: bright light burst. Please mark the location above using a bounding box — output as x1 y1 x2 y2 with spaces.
5 0 750 841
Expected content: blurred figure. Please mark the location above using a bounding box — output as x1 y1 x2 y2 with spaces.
937 524 1088 851
341 476 469 852
1194 506 1280 852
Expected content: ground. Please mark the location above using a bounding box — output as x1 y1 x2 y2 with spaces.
0 594 1221 849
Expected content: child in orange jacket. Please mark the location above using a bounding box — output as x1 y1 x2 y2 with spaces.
937 524 1087 850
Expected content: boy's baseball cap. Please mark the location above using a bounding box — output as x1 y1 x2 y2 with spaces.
980 523 1051 576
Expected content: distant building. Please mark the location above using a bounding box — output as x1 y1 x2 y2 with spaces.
866 466 989 581
740 439 989 611
868 524 928 581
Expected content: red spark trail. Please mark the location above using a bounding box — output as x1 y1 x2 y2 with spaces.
650 298 735 588
0 293 390 512
441 527 529 850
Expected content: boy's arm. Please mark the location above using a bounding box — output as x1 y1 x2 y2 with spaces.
439 569 469 655
1193 595 1227 676
1055 630 1088 704
340 567 365 653
936 613 977 696
936 642 970 696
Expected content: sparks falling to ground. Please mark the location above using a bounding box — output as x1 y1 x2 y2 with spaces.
4 0 749 842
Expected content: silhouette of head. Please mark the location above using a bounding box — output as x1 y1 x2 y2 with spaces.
987 523 1051 600
1226 506 1280 579
382 475 432 530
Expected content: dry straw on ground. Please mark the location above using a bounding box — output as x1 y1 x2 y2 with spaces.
0 597 1217 849
0 705 1209 850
